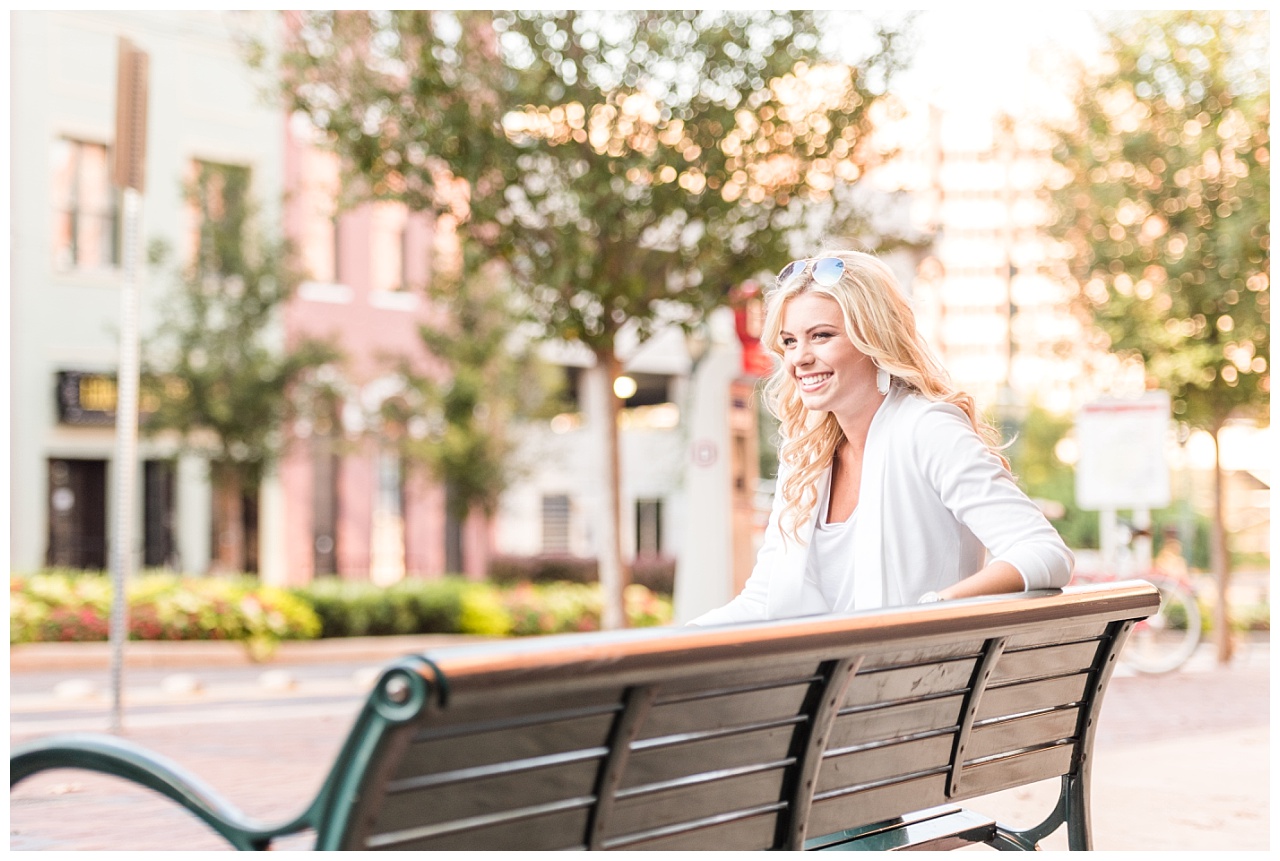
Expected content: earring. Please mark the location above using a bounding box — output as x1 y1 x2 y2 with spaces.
876 365 890 395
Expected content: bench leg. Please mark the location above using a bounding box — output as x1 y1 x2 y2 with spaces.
987 773 1092 851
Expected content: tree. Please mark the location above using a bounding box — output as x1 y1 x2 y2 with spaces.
384 260 565 574
266 10 908 626
1046 11 1269 661
142 163 342 574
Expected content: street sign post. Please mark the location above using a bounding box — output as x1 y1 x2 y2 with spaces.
1075 391 1171 573
108 36 149 733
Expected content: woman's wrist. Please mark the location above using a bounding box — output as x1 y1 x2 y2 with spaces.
917 590 944 604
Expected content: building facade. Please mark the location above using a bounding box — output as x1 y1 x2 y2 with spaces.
10 10 285 577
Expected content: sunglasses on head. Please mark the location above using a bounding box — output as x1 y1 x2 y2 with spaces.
776 256 845 288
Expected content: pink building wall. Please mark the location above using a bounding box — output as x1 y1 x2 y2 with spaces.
278 116 477 583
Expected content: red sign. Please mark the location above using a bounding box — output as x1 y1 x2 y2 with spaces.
731 280 773 378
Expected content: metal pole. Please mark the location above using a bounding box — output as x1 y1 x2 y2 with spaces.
109 186 143 733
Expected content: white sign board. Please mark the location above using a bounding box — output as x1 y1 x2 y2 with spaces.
1075 392 1171 510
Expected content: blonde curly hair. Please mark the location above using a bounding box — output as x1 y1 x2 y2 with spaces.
761 249 1008 541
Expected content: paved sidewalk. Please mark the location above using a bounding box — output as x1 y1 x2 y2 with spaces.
9 635 1271 851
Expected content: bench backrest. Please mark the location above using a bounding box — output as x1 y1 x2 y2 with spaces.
310 581 1158 850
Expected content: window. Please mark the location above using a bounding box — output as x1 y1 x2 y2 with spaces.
371 201 408 293
51 138 119 271
635 498 663 557
189 160 250 276
542 494 571 554
297 147 342 285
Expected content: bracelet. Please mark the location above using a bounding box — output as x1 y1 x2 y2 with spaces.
917 591 943 604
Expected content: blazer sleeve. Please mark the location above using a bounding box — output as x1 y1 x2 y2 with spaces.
686 473 790 626
912 403 1074 590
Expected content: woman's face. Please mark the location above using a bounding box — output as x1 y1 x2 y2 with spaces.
779 292 878 418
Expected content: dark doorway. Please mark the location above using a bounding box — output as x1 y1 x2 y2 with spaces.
143 459 177 569
46 458 108 570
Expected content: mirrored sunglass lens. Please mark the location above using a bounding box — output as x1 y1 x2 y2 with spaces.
812 257 844 286
777 260 802 283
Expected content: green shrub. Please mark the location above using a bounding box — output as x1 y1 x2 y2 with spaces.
487 554 598 586
292 576 481 638
13 571 675 645
458 584 514 637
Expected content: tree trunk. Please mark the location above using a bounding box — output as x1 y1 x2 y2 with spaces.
592 352 629 629
444 481 465 575
1210 425 1234 664
210 461 245 574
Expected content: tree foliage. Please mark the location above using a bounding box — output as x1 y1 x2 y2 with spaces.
272 10 908 347
142 165 342 571
1047 10 1269 432
1046 11 1269 660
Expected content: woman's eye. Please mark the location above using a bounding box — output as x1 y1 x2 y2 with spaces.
781 337 795 348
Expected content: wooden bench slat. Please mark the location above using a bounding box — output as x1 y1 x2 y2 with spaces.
653 658 827 697
638 679 815 738
373 757 602 834
364 795 594 850
991 639 1104 684
606 764 791 840
397 710 618 778
856 638 986 669
817 733 956 794
603 804 784 850
1004 619 1111 649
954 742 1077 799
976 674 1090 721
842 657 977 706
829 695 965 747
966 708 1082 761
809 771 952 836
623 723 798 788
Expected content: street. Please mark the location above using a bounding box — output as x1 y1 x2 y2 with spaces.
9 632 1270 851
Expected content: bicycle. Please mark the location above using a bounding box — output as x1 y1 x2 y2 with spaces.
1069 522 1203 674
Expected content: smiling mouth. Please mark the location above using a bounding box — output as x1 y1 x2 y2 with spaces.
797 373 831 390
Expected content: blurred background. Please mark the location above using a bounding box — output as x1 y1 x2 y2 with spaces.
8 10 1269 649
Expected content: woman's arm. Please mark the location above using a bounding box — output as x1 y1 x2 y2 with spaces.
936 560 1026 600
915 405 1074 593
686 476 788 625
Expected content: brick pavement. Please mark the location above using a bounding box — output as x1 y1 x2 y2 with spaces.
10 635 1271 851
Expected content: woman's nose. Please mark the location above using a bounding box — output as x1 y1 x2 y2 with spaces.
792 340 814 365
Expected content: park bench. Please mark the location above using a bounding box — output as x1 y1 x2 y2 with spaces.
11 579 1158 851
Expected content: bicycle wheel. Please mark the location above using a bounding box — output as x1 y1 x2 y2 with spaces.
1121 573 1202 674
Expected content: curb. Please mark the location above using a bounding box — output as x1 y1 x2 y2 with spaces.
9 634 490 672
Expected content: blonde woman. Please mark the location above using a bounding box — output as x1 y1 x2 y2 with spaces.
691 251 1073 625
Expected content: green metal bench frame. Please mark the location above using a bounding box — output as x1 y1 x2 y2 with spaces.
11 580 1159 851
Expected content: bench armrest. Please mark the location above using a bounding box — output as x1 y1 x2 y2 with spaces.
10 733 312 850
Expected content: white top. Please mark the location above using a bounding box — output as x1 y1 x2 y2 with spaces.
690 386 1075 626
802 472 861 612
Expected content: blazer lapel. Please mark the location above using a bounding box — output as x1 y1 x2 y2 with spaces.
852 388 903 609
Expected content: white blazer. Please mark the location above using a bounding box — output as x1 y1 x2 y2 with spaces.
691 386 1074 626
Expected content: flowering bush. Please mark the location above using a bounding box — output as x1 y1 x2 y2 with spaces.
10 571 320 656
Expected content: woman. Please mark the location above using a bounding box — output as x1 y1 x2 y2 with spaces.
690 250 1073 625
